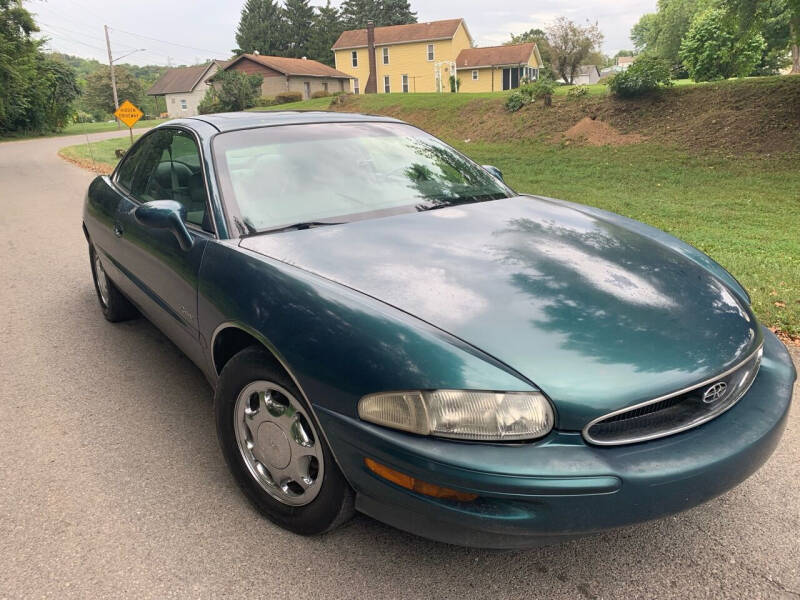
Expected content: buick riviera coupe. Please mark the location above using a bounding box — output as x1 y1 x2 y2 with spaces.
83 112 796 548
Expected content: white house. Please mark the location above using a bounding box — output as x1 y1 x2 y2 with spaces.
147 60 228 118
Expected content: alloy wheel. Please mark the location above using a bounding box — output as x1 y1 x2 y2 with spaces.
233 381 324 506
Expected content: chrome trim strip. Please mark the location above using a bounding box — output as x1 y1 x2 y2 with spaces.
582 343 764 446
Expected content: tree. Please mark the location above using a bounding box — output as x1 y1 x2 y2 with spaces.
376 0 416 26
630 0 710 65
0 0 79 134
233 0 286 56
284 0 314 58
214 70 263 111
679 7 766 80
506 28 552 67
546 17 604 84
307 1 343 66
83 66 143 116
722 0 800 73
339 0 416 29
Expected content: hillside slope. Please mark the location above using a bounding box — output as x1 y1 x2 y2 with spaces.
330 77 800 155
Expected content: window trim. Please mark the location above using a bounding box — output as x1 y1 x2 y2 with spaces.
402 74 409 93
353 78 360 94
472 70 478 80
111 126 218 237
427 43 434 61
351 50 358 68
383 75 390 93
382 46 389 65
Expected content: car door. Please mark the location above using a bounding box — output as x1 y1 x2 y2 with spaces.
110 127 214 367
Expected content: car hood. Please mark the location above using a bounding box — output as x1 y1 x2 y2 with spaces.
240 195 761 430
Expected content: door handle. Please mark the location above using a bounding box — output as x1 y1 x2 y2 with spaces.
113 223 123 237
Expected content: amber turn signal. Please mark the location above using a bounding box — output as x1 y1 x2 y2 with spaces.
364 458 478 502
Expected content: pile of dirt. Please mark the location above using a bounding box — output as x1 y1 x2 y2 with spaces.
562 116 644 146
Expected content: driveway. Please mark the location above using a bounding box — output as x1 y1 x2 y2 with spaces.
0 131 797 600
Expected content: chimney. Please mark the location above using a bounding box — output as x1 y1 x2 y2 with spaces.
364 20 377 94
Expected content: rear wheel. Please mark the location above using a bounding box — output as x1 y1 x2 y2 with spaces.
215 346 354 534
89 244 137 322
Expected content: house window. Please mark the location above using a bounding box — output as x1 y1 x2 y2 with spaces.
472 70 478 80
180 99 187 110
383 75 390 93
402 74 408 93
382 47 389 65
427 44 434 61
353 78 359 94
351 50 358 67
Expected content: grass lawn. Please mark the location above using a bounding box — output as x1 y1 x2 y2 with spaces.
59 134 141 172
1 118 166 142
59 106 799 338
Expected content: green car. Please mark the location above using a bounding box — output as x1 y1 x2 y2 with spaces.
82 112 796 548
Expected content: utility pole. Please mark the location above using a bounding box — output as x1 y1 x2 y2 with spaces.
104 25 120 127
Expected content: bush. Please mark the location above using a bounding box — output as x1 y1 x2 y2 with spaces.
566 85 589 100
505 78 556 112
275 91 303 104
608 56 673 98
597 75 613 85
197 87 222 115
505 91 527 112
311 90 330 99
254 96 276 107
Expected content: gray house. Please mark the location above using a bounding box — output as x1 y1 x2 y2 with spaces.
560 65 602 85
147 60 228 118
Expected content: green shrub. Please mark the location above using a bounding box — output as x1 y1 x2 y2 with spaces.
608 56 673 98
505 78 556 112
275 91 303 104
566 85 589 100
255 96 276 107
505 91 527 112
311 90 330 99
597 75 613 85
197 87 222 115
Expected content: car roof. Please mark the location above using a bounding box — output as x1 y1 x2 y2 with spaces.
172 110 404 133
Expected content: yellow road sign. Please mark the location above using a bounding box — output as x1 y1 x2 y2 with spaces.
114 100 143 128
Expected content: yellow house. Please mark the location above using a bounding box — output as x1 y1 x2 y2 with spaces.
456 43 543 93
332 18 474 94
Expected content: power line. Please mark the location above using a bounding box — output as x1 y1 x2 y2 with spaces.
109 27 229 57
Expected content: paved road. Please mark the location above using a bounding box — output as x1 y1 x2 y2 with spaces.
0 131 798 600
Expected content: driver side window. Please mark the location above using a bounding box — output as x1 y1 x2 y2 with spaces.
124 129 212 232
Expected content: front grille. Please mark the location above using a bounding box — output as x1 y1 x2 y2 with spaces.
584 345 763 446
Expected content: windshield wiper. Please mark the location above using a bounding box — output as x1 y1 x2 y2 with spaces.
259 220 346 235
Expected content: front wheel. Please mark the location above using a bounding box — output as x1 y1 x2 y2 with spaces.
214 346 354 535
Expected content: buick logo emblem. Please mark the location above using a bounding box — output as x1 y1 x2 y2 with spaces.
702 382 728 404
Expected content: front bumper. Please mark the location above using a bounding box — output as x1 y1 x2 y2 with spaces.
315 328 796 548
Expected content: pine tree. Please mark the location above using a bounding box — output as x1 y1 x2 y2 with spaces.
308 1 343 66
284 0 315 58
339 0 380 29
377 0 417 26
233 0 286 56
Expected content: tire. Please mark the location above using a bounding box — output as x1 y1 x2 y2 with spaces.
89 244 137 323
215 346 354 535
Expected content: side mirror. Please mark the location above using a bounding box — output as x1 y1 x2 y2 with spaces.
133 200 193 251
482 165 504 182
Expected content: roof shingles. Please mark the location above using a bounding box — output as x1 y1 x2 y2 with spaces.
456 43 536 69
332 18 463 50
228 54 351 79
147 63 214 96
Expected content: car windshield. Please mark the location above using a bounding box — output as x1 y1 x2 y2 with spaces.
212 121 513 235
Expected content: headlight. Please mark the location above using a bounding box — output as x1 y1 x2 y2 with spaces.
358 390 554 441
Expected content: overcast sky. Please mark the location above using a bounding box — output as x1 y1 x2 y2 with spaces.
30 0 655 67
